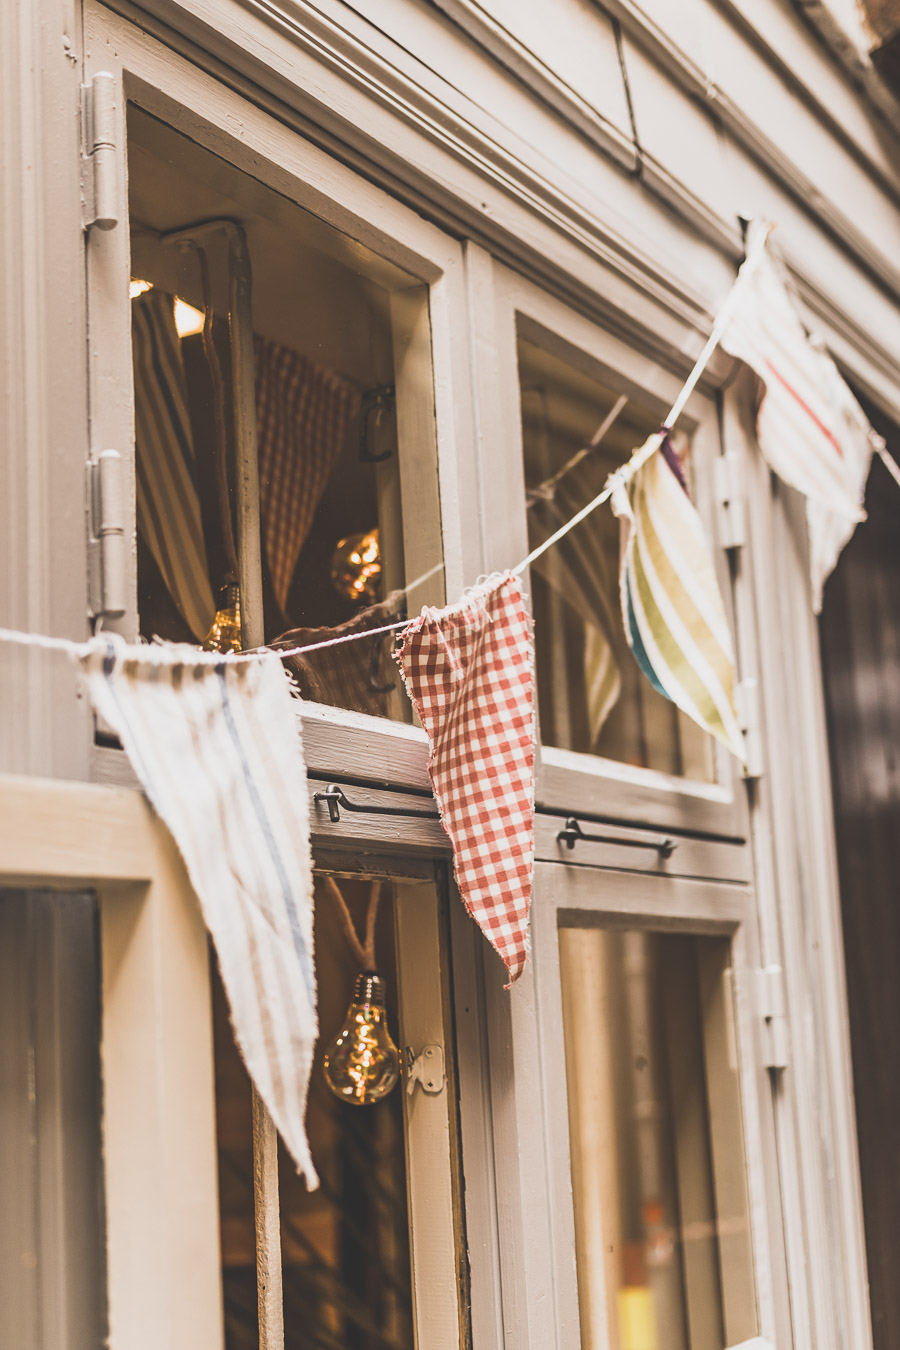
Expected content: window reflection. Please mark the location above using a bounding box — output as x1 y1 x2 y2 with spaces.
518 337 715 781
559 927 757 1350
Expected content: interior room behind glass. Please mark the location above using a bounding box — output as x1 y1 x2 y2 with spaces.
559 925 757 1350
127 106 441 720
214 876 419 1350
517 335 715 782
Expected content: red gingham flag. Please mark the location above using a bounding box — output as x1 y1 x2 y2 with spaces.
255 337 359 615
394 573 535 983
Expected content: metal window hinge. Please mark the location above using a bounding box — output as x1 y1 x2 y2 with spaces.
735 676 764 780
81 72 118 231
405 1044 445 1097
715 450 746 551
86 451 127 620
754 965 789 1071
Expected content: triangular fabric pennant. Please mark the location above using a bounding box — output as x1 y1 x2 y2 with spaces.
797 341 879 610
394 573 535 984
610 435 745 763
719 222 879 610
81 638 319 1188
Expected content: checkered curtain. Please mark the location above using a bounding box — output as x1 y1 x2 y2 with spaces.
274 591 405 718
395 573 536 984
255 336 360 616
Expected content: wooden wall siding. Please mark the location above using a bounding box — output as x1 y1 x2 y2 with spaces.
353 0 900 367
818 449 900 1350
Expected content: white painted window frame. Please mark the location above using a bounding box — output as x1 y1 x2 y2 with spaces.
466 252 749 838
483 856 790 1350
83 0 479 793
0 774 224 1350
0 772 472 1350
77 7 489 1342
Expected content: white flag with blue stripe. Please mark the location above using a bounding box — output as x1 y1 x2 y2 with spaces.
82 637 319 1187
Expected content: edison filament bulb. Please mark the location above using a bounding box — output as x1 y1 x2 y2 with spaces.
202 582 242 653
330 529 382 605
322 971 400 1106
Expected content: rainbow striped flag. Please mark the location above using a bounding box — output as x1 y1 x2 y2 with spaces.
610 434 745 762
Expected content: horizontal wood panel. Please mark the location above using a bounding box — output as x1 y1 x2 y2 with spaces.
307 780 450 854
539 754 748 841
300 705 433 790
0 774 157 884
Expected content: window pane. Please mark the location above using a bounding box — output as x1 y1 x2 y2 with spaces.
127 107 442 721
517 337 715 781
559 926 757 1350
213 877 415 1349
0 890 106 1350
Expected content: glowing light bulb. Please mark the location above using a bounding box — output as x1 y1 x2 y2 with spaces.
173 296 205 338
331 529 382 604
202 583 242 653
322 972 400 1106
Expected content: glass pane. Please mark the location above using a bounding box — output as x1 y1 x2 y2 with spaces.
213 877 414 1349
0 890 106 1350
517 337 715 781
127 107 442 721
559 926 757 1350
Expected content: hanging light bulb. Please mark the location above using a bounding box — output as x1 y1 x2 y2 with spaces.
322 971 400 1106
331 529 382 605
202 582 242 653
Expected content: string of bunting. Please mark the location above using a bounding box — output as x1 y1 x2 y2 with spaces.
1 220 898 1140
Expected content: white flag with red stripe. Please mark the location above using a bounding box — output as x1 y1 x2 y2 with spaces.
720 223 880 610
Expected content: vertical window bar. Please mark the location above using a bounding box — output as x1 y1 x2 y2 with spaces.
163 215 280 1345
225 222 282 1350
252 1088 285 1350
225 221 265 646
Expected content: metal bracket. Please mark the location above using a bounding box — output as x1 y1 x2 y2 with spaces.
313 783 440 823
754 965 789 1071
557 817 676 859
715 450 746 550
405 1044 444 1096
81 73 118 231
735 677 764 780
86 451 127 620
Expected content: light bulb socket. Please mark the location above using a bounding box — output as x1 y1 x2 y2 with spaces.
353 971 385 1006
216 582 240 608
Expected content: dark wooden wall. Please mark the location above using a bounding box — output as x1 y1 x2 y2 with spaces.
818 442 900 1350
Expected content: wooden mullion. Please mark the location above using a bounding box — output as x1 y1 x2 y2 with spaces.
227 218 284 1350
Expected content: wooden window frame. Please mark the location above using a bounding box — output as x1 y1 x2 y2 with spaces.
0 772 474 1350
481 856 789 1350
0 774 224 1350
465 255 749 838
84 0 479 794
